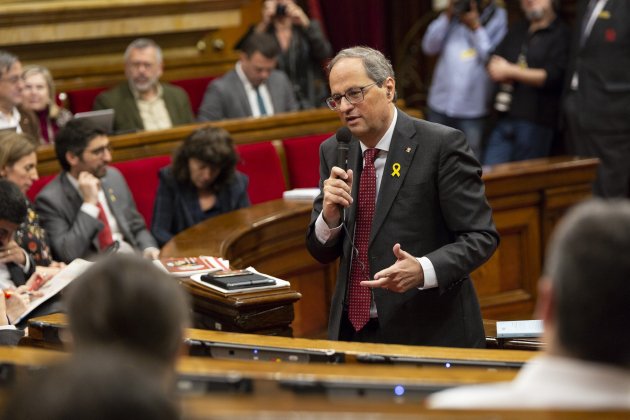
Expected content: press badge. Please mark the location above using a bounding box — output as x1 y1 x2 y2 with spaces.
460 48 477 60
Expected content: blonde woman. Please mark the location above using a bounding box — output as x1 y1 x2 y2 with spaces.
22 65 72 144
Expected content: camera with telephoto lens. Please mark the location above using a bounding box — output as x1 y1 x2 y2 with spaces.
453 0 481 15
276 4 287 16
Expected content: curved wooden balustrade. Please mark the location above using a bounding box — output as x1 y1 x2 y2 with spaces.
161 156 598 338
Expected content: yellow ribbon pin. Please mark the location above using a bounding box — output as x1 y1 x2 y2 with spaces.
391 163 401 177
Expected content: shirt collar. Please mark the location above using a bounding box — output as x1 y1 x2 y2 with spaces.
0 107 20 124
359 107 398 154
235 61 262 92
129 82 163 101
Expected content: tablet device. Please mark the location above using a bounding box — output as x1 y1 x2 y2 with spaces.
200 271 276 290
73 109 115 134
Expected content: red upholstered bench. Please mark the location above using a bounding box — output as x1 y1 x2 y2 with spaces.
66 87 108 114
27 174 57 203
111 155 172 227
170 76 216 117
28 157 171 228
282 133 332 189
236 142 287 204
62 76 217 116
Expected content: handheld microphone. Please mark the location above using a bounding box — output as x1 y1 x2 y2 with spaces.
336 126 352 171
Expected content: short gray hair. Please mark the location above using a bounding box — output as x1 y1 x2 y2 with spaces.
124 38 163 64
0 50 19 78
327 46 395 84
544 199 630 368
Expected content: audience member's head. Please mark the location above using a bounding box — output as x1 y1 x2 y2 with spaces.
172 126 239 194
124 38 164 94
521 0 556 21
0 131 38 195
54 118 109 175
239 32 281 87
21 65 63 117
65 253 190 377
0 50 24 113
0 179 27 248
2 352 180 420
539 199 630 369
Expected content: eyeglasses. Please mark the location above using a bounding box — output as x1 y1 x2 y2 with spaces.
0 75 21 85
86 144 113 157
326 82 379 111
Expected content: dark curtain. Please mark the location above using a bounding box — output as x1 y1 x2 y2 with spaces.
318 0 388 55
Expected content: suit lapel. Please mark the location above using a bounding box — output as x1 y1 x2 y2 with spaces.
230 72 253 116
101 177 130 244
123 84 144 130
60 174 100 250
370 112 417 244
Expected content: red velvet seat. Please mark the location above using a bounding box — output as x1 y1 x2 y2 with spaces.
282 133 332 189
66 87 108 114
63 76 217 116
111 155 172 227
28 156 170 229
27 174 57 203
170 76 216 117
236 142 287 204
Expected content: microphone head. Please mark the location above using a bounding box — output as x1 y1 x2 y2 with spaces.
336 126 352 148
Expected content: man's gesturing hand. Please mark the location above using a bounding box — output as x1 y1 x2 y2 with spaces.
361 243 425 292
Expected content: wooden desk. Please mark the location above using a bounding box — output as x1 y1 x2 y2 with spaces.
26 314 535 369
160 156 598 337
1 347 624 418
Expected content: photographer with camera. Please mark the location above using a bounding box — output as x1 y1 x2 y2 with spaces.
422 0 507 160
238 0 332 110
483 0 569 165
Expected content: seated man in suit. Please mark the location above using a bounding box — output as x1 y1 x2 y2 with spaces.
429 199 630 409
197 32 298 121
93 38 194 133
0 51 41 144
35 119 159 263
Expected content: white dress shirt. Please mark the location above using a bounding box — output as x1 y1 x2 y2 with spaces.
0 107 22 134
235 62 275 117
429 355 630 409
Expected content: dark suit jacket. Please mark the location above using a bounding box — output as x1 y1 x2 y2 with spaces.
8 257 36 287
306 110 499 348
34 167 157 263
93 82 194 133
197 68 298 121
151 167 250 246
567 0 630 132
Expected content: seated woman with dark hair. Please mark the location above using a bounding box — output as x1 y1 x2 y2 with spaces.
151 127 250 247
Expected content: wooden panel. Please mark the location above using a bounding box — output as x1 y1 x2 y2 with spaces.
472 206 541 320
0 0 262 93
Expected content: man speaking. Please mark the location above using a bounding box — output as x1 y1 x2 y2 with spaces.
306 47 498 347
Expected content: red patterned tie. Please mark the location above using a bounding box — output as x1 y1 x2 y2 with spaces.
348 148 378 331
96 202 115 250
